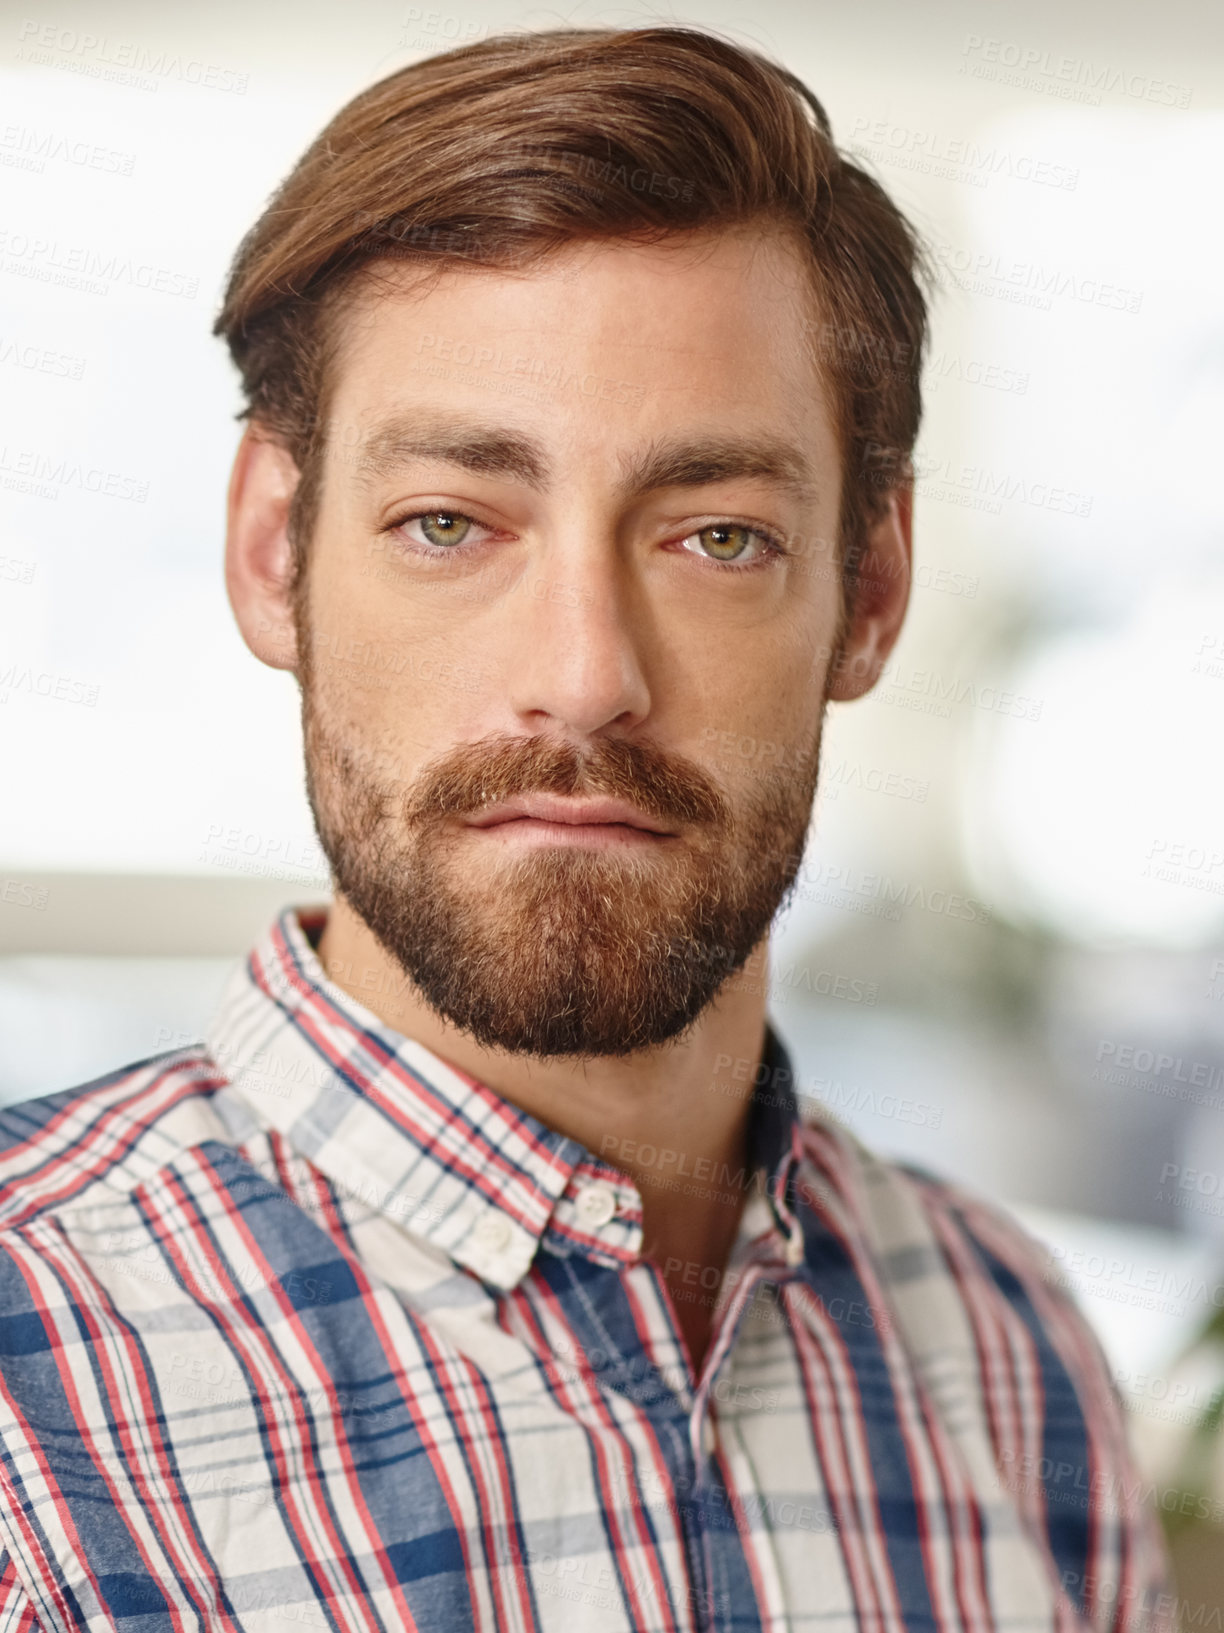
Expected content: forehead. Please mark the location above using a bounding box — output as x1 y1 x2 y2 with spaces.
323 227 837 447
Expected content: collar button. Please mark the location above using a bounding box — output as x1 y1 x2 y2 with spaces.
473 1214 513 1253
575 1183 617 1228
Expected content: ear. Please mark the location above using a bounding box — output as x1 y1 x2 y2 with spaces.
224 425 302 673
825 481 913 703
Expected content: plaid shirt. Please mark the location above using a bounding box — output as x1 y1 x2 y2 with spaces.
0 908 1171 1631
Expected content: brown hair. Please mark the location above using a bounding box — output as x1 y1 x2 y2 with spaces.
214 24 929 598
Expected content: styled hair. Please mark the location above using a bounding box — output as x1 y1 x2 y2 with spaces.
214 24 929 595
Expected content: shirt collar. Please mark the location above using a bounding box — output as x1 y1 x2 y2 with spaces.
207 908 805 1290
744 1021 808 1264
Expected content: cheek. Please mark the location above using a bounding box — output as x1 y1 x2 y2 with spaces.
305 540 468 711
696 677 826 794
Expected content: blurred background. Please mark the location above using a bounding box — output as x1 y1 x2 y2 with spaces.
1 0 1222 1612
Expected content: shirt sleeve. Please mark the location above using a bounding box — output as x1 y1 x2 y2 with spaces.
925 1178 1177 1633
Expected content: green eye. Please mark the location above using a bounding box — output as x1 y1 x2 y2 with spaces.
697 524 755 562
418 512 471 547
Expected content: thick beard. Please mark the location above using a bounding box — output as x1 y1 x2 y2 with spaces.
299 643 826 1060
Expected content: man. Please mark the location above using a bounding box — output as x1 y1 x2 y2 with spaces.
0 24 1170 1632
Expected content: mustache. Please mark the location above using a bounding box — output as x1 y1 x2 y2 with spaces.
400 732 729 829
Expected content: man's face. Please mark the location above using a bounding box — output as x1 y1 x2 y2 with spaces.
275 227 869 1058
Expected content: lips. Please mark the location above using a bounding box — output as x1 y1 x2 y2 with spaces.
464 795 674 835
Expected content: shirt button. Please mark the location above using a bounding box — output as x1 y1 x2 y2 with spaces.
575 1183 618 1228
473 1214 512 1253
785 1228 805 1267
702 1418 717 1457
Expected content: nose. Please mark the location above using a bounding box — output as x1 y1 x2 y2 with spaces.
501 545 653 738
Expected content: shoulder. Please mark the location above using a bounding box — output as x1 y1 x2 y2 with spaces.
791 1116 1122 1482
885 1157 1137 1456
795 1116 1173 1620
801 1112 1126 1410
885 1157 1101 1363
0 1046 231 1229
795 1113 1073 1325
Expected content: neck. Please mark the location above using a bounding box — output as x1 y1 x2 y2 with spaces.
315 895 773 1375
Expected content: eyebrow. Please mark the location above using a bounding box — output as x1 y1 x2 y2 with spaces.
351 413 821 504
